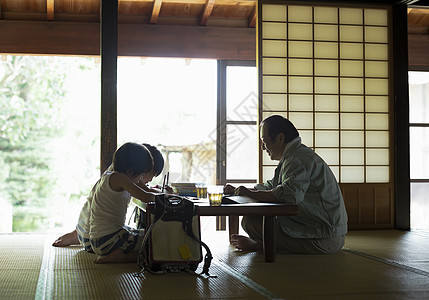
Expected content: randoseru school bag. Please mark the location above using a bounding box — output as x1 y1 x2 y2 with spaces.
137 194 214 277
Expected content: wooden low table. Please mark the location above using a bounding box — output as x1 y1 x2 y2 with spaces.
132 197 298 263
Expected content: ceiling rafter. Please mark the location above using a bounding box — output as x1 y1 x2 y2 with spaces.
248 6 256 27
150 0 163 24
200 0 215 26
120 0 254 5
47 0 55 20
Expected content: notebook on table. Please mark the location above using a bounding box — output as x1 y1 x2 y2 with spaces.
221 195 259 204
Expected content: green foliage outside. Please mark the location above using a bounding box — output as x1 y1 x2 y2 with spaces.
0 56 100 232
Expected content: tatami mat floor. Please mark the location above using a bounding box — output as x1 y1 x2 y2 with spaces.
1 219 429 299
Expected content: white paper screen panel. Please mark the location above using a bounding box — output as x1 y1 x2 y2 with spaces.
289 94 313 111
288 23 313 40
316 149 340 165
339 8 363 24
260 3 391 183
314 7 338 23
262 23 287 39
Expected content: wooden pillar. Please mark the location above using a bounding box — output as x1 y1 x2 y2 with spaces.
100 0 118 174
393 3 410 230
216 60 227 186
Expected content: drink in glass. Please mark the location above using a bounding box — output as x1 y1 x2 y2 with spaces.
207 185 223 206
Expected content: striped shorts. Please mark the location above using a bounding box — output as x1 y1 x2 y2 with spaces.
78 226 145 256
76 223 93 253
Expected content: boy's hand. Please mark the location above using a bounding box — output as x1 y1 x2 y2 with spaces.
153 185 175 194
164 185 174 194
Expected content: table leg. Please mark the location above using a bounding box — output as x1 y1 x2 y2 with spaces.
228 216 239 243
263 216 276 262
216 216 226 231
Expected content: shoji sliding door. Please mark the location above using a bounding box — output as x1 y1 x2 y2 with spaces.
258 1 393 228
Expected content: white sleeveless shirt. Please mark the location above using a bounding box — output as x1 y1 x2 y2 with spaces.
84 172 131 239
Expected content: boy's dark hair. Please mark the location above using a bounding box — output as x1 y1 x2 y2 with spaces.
143 143 164 177
261 115 299 144
113 142 154 177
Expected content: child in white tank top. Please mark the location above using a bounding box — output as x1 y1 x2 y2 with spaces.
54 142 168 264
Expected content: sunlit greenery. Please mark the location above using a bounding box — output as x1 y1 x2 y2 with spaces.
0 56 100 232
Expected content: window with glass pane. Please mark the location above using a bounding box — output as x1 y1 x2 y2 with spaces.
409 72 429 124
117 58 217 185
409 71 429 229
411 183 429 229
225 66 258 183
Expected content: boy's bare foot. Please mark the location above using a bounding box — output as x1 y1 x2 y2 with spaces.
52 230 80 247
230 234 263 251
93 249 138 264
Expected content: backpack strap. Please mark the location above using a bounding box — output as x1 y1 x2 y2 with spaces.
136 207 167 275
181 199 216 278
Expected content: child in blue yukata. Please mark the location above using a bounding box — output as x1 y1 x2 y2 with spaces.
53 142 169 264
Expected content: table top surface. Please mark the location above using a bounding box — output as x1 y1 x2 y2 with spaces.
132 196 299 216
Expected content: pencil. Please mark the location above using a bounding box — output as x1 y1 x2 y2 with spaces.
161 174 166 192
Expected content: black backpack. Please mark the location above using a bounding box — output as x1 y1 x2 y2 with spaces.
137 194 214 277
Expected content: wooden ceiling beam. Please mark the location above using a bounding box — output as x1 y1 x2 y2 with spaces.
150 0 163 24
200 0 215 26
47 0 55 20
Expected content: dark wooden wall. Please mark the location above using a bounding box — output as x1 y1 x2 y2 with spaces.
408 28 429 70
341 183 393 229
0 21 256 60
1 21 428 67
